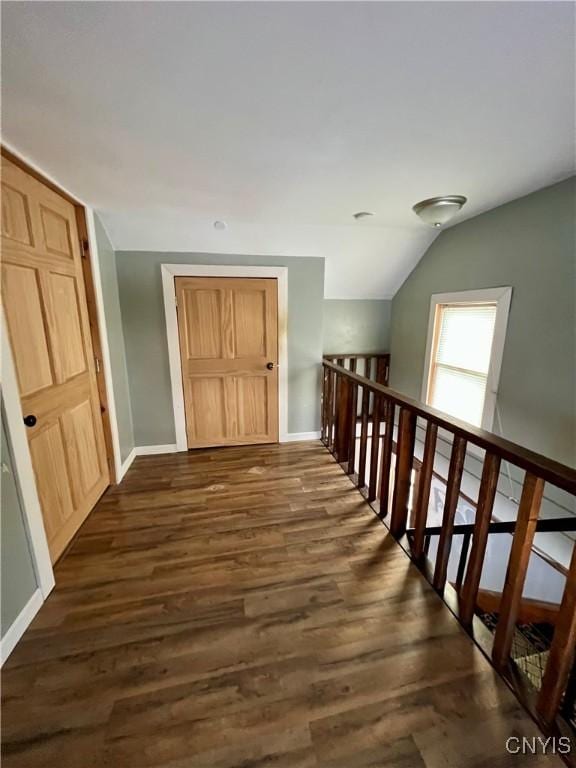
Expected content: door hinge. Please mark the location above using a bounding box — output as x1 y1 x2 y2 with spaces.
80 238 89 258
94 357 101 373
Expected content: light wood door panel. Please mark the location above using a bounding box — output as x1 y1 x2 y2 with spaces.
45 272 87 381
1 157 109 562
176 277 278 448
29 423 75 543
1 263 54 395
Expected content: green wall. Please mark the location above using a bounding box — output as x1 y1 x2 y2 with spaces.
1 405 38 636
94 217 135 462
115 252 325 444
390 177 576 467
323 300 391 354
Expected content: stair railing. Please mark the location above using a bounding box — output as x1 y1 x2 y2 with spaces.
321 355 576 736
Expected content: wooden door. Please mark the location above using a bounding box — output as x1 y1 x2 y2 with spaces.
176 276 279 448
1 157 109 562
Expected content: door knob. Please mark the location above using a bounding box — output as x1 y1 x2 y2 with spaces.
23 414 37 428
266 362 277 370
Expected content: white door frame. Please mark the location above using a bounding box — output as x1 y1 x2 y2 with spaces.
161 264 289 451
0 145 123 662
1 311 56 600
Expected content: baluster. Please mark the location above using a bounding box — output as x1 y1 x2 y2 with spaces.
335 374 352 464
368 393 382 502
537 542 576 724
432 434 467 591
347 382 358 476
390 407 417 538
321 365 328 444
334 358 345 448
328 369 337 450
411 421 438 560
378 399 395 518
335 372 342 457
358 384 371 489
492 473 544 667
459 452 502 625
364 356 372 381
326 368 334 449
562 660 576 722
376 356 387 384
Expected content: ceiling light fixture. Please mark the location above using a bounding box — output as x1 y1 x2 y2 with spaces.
412 195 467 228
353 211 375 220
213 220 227 230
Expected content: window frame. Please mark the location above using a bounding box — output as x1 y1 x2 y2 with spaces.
421 287 512 431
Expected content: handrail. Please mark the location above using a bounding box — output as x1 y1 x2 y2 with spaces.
323 359 576 494
321 355 576 736
323 352 390 360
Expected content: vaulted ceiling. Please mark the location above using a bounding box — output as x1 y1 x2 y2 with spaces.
2 1 574 298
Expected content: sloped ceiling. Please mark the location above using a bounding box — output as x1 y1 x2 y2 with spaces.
2 1 574 298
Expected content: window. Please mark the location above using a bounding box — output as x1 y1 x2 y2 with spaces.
422 288 512 429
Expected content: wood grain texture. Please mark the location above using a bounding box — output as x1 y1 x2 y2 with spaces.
538 542 576 724
492 474 545 669
1 156 109 562
459 452 501 625
378 400 395 520
175 276 278 448
432 435 467 591
390 407 417 538
357 384 370 489
411 422 438 560
322 359 576 495
1 442 560 768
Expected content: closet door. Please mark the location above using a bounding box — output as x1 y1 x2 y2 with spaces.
1 157 109 562
175 276 279 448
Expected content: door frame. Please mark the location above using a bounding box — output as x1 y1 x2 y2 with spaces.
161 264 289 451
1 312 55 599
0 145 121 659
1 145 120 481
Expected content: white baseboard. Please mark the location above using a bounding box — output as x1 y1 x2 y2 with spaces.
283 431 321 442
117 447 136 481
1 589 43 666
135 444 178 456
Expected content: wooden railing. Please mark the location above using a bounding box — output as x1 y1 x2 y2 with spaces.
322 353 390 386
321 356 576 738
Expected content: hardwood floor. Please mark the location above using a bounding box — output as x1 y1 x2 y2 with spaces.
1 442 562 767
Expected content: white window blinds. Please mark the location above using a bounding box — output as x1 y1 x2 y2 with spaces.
428 303 497 427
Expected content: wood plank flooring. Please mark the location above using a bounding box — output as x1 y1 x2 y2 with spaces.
1 442 562 767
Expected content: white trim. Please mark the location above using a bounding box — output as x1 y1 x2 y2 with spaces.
421 287 513 432
1 312 55 598
284 431 321 442
0 589 43 666
161 264 289 450
135 444 178 456
118 447 136 480
84 209 124 483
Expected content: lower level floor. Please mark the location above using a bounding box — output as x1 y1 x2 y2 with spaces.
1 442 562 767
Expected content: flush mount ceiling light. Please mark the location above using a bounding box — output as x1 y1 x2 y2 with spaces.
353 211 375 220
213 220 227 230
412 195 467 228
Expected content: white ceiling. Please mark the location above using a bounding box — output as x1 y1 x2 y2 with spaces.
2 2 574 298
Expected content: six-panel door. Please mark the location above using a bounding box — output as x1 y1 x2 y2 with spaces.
1 157 109 562
175 276 279 448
